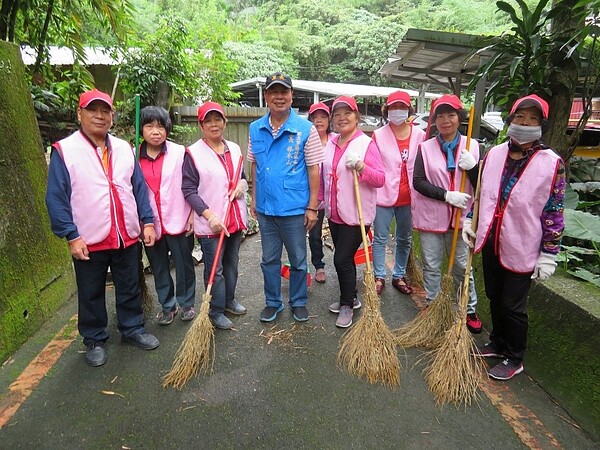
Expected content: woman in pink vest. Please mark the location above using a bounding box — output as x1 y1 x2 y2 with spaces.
371 91 425 297
182 102 248 330
412 94 482 333
463 95 565 380
320 96 385 328
307 102 335 284
139 106 196 326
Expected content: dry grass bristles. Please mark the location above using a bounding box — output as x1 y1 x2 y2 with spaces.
259 324 307 350
337 271 400 389
162 299 215 389
406 248 424 289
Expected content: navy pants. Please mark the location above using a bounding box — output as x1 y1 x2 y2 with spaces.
329 221 367 307
308 209 325 270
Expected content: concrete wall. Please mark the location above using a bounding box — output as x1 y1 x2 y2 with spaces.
0 42 75 362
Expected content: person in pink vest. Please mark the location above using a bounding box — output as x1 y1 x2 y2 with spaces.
412 94 482 333
138 106 196 325
320 96 385 328
182 102 248 330
307 101 335 284
463 94 565 380
45 88 160 368
371 91 425 297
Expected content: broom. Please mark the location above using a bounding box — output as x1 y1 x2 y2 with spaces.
424 160 486 406
337 169 401 389
162 158 243 389
394 107 476 350
406 247 424 290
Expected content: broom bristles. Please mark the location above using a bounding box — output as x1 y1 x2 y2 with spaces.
337 271 401 388
406 248 424 289
162 298 214 389
423 316 486 406
394 273 454 349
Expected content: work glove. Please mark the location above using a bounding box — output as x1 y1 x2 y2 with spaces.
531 253 557 281
444 191 471 209
345 147 362 169
458 149 477 171
230 178 248 201
461 217 476 248
208 214 230 237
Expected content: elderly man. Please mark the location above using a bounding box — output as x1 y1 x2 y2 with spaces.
46 88 160 367
248 73 324 323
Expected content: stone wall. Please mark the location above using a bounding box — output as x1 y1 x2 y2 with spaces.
0 42 75 362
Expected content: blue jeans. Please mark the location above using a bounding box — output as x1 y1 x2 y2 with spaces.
199 231 242 316
144 233 196 313
419 230 478 313
257 213 308 308
372 205 412 280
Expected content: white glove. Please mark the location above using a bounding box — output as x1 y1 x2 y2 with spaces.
207 214 230 237
531 253 557 281
345 148 362 169
444 191 471 209
230 178 248 200
458 150 477 171
461 217 476 248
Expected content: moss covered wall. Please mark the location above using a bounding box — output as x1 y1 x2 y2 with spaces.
0 42 75 362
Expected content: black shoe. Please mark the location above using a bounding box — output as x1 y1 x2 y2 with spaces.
260 304 284 322
210 313 234 330
292 306 309 322
85 342 107 367
224 299 247 315
475 341 505 358
121 332 160 350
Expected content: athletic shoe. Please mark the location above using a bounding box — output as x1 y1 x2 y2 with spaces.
210 313 233 330
475 341 505 358
292 306 309 322
157 308 178 326
336 305 354 328
466 313 483 334
225 299 247 315
488 359 524 381
180 307 196 321
260 304 285 322
329 298 362 314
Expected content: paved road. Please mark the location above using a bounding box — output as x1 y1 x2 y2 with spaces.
1 234 598 449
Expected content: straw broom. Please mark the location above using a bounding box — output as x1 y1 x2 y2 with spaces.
424 161 486 406
394 107 476 350
406 247 424 289
337 169 400 389
162 159 243 389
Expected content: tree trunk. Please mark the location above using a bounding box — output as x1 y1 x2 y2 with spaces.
33 0 55 74
154 80 171 109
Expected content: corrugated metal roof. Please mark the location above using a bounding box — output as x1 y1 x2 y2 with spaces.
20 46 121 66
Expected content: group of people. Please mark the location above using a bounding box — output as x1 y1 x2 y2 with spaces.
46 74 564 381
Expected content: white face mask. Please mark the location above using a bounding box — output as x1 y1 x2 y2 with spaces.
388 109 409 125
507 123 542 145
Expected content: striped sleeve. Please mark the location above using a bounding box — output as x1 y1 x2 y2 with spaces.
246 134 255 162
304 126 325 166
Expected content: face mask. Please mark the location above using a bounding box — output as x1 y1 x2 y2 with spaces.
388 109 409 125
507 123 542 145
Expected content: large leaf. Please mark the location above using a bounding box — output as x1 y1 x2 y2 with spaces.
568 268 600 288
564 184 580 210
563 209 600 242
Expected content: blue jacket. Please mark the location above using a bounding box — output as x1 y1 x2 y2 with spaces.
250 109 313 216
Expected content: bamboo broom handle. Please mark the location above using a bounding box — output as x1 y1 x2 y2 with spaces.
352 168 372 272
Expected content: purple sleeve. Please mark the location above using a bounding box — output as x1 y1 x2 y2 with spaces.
541 159 565 254
182 153 209 216
359 139 385 188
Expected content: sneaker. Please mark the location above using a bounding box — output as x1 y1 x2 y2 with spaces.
292 306 309 322
466 313 483 334
488 358 524 381
180 307 196 321
210 313 233 330
225 299 247 315
336 305 354 328
375 277 385 295
329 298 362 314
260 304 285 322
157 308 178 326
315 268 326 283
475 341 505 358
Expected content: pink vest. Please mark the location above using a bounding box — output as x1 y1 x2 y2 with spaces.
186 139 247 237
145 141 191 240
373 124 425 206
474 142 561 272
322 133 377 225
56 131 140 249
412 135 479 232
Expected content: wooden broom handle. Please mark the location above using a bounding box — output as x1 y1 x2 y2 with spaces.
353 168 372 272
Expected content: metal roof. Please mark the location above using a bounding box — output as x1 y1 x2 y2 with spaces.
20 46 121 66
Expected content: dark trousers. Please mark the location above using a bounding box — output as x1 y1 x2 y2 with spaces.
308 209 325 270
329 221 368 307
482 236 533 363
73 242 145 347
144 232 195 313
199 231 242 316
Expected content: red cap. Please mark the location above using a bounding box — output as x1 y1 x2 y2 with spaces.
332 96 358 112
198 101 225 122
510 94 549 119
432 94 463 115
78 89 113 110
308 102 330 116
386 91 411 107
